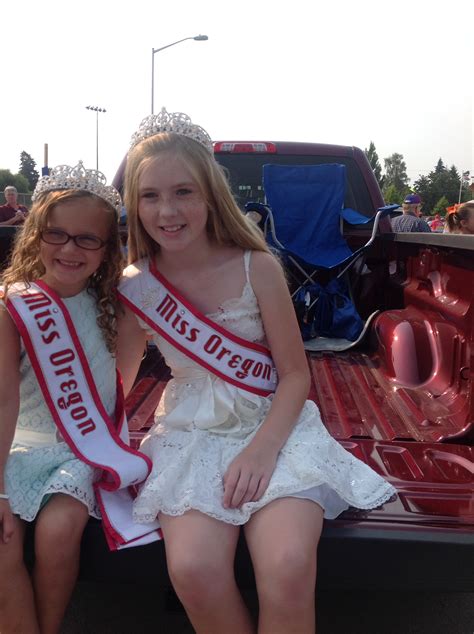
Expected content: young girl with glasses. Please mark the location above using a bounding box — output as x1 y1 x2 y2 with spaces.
0 164 132 633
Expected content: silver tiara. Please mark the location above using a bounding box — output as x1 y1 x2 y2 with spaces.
129 107 213 154
32 161 122 212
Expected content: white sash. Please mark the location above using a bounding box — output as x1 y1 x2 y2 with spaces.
118 260 278 396
5 281 161 550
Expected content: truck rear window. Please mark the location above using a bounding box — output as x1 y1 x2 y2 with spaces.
215 153 375 215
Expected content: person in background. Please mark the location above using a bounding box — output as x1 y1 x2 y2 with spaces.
390 194 431 233
445 201 474 234
0 186 28 226
428 213 444 232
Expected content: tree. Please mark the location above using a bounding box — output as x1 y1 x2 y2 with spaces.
19 151 39 191
433 196 449 216
413 160 464 213
0 169 30 195
383 153 409 193
411 175 431 208
364 141 384 188
382 183 403 205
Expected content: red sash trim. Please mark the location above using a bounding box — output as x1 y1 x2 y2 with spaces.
7 285 139 478
118 259 278 397
150 260 273 357
5 281 161 550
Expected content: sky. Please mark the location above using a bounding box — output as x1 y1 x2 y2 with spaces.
2 0 473 190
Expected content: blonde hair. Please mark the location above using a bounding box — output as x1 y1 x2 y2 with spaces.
2 190 123 352
446 201 474 234
124 133 270 263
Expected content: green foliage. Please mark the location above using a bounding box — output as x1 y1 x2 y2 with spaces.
0 169 30 194
413 160 468 213
360 140 472 213
382 183 403 205
433 196 449 216
364 141 384 188
383 153 409 193
19 151 39 191
411 175 431 206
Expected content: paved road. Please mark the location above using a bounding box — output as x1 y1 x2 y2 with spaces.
62 583 474 633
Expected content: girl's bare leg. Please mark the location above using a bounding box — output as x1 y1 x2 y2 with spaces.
33 494 89 634
160 510 255 634
244 498 324 634
0 515 39 633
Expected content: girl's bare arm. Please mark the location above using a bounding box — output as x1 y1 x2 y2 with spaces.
0 308 21 541
223 251 311 508
116 304 148 397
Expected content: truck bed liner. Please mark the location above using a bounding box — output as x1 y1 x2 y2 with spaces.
308 351 469 443
124 349 474 533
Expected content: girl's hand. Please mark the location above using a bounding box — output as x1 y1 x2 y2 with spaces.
223 444 278 509
0 499 14 544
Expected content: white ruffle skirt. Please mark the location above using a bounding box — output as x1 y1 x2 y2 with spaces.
133 400 396 525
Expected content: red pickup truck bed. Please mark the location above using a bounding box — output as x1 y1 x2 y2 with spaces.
91 232 471 592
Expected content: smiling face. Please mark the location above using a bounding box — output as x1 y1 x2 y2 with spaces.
137 153 209 257
40 196 111 297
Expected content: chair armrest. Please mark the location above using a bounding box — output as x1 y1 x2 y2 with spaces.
340 207 374 225
340 204 399 226
377 204 400 217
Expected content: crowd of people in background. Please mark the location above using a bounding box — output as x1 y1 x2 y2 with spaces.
386 193 474 235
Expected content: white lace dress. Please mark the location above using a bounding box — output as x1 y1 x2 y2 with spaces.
131 253 396 524
3 289 117 521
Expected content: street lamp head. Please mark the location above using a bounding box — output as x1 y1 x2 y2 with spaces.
151 35 208 114
86 105 106 113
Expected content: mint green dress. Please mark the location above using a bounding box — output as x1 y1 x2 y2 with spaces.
3 289 116 521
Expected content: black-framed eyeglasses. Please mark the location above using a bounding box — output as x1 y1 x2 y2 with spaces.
40 229 107 251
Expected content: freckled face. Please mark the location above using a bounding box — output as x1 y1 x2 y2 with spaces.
137 154 209 254
40 197 111 297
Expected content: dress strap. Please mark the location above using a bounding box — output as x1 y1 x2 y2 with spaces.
243 250 252 284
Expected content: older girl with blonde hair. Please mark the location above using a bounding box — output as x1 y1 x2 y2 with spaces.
118 109 396 634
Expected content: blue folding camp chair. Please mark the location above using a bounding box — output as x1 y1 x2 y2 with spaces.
245 163 397 350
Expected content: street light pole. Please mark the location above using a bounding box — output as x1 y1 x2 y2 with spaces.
85 105 106 170
151 34 208 114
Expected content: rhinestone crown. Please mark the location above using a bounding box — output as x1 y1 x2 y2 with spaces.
32 161 122 212
129 108 213 154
